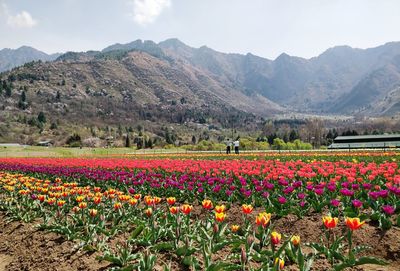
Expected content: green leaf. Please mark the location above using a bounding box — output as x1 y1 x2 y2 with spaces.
207 262 241 271
334 256 387 271
176 247 196 257
129 224 144 239
152 242 174 252
297 249 305 270
96 254 123 266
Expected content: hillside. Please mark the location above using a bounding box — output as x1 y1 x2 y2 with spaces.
1 39 400 144
0 46 60 72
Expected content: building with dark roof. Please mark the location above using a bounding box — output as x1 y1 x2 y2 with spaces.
328 134 400 149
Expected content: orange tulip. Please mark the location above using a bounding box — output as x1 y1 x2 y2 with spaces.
154 196 162 204
345 217 365 230
202 199 213 210
72 206 80 213
145 208 153 217
291 235 300 246
242 204 253 214
114 202 122 210
38 194 46 202
76 196 85 203
181 204 193 215
255 212 271 227
322 216 338 229
89 209 98 217
134 194 142 200
169 206 178 214
57 200 66 207
93 196 101 204
215 212 226 223
271 231 282 245
144 196 155 206
129 198 138 206
78 202 87 209
47 197 56 205
167 197 176 205
214 205 226 213
231 224 240 233
274 258 284 270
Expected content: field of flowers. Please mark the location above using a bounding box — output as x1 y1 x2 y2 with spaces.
0 152 399 270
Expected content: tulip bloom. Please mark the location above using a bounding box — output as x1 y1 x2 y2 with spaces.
144 196 155 206
169 206 178 214
215 212 226 223
271 231 282 245
382 205 395 215
129 198 138 206
345 217 365 230
114 202 122 210
202 199 213 210
181 204 193 215
38 195 46 202
166 197 176 205
134 194 142 200
78 202 87 209
231 224 240 233
255 212 271 227
93 196 101 204
242 204 253 214
352 199 363 208
274 258 284 270
57 200 66 207
214 205 226 213
145 208 153 217
291 235 300 246
89 209 98 217
154 196 162 204
322 216 338 229
47 197 56 205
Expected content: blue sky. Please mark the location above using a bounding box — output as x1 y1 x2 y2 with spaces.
1 0 400 59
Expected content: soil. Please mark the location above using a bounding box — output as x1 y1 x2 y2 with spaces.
0 210 399 271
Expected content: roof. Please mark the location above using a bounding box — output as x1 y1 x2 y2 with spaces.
329 142 400 149
334 134 400 141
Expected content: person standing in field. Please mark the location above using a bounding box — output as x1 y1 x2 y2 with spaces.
225 139 232 154
233 139 240 154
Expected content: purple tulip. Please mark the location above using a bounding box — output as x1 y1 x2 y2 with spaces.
283 186 294 194
262 192 270 198
352 199 363 208
314 188 324 196
297 193 306 199
340 188 354 197
330 199 340 207
278 196 287 204
382 205 395 215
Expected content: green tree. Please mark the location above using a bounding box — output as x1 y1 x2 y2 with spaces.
37 112 46 123
125 134 131 148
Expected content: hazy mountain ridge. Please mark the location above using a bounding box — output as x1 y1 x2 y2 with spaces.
0 46 61 72
2 39 400 117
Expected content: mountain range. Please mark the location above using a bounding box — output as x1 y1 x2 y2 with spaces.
1 39 400 124
0 46 61 72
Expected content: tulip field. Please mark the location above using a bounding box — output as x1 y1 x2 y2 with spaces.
0 152 399 270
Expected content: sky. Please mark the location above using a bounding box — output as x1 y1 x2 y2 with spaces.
1 0 400 60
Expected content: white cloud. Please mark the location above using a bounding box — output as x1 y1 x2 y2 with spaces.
7 11 37 28
0 1 37 28
130 0 171 26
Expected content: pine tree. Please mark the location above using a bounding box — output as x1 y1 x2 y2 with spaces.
38 112 46 123
125 134 131 147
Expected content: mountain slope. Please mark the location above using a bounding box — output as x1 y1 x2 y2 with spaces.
2 39 400 117
0 46 60 72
